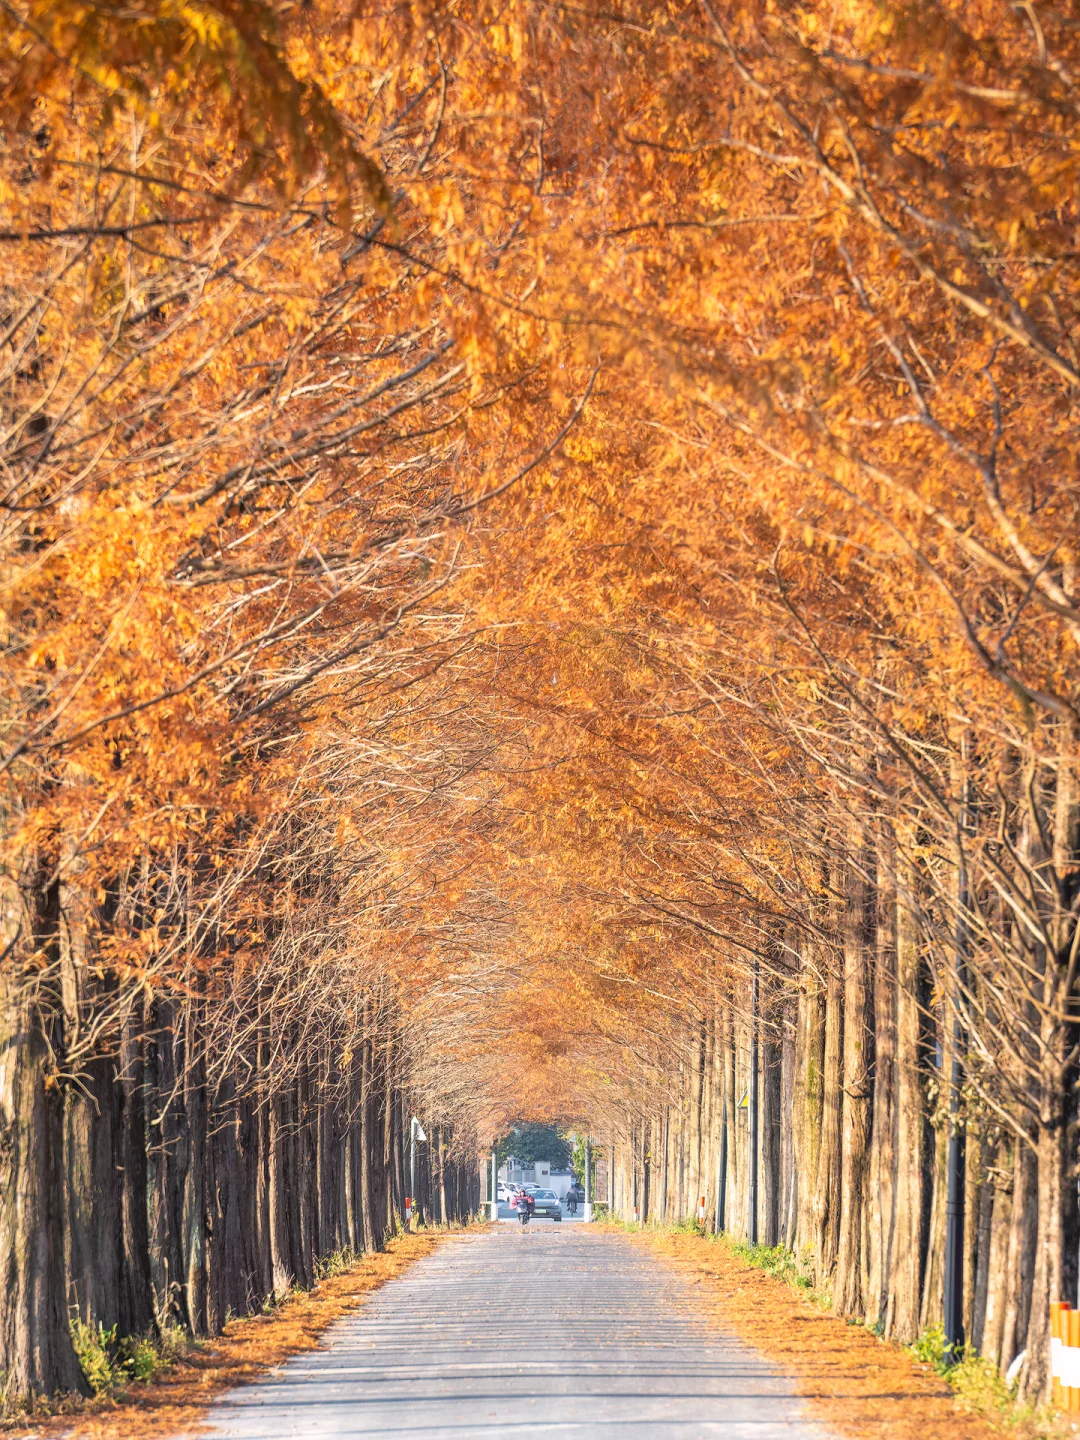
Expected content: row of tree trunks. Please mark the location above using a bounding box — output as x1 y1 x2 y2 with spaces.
0 942 479 1399
600 827 1073 1396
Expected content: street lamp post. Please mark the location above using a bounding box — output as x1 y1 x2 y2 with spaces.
944 763 972 1364
748 960 759 1246
715 1108 728 1234
583 1136 593 1222
409 1116 427 1228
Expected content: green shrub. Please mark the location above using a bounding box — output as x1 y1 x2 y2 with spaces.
910 1322 949 1372
117 1334 159 1384
907 1325 1070 1438
70 1314 177 1395
71 1319 121 1395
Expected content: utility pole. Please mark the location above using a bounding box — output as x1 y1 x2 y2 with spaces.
583 1136 593 1222
716 1105 728 1233
944 760 971 1363
748 959 759 1246
490 1149 498 1222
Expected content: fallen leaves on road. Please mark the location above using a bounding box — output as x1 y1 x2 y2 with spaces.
618 1227 1018 1440
8 1229 473 1440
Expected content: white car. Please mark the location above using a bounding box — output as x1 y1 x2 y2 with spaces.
523 1187 562 1221
497 1182 512 1202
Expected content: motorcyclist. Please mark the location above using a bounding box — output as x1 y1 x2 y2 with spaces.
517 1189 535 1225
566 1191 578 1215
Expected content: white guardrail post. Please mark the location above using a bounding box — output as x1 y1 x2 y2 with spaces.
583 1135 593 1222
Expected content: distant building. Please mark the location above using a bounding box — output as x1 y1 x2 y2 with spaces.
503 1156 551 1186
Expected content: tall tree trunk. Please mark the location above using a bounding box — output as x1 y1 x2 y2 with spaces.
118 1001 154 1336
963 1128 984 1348
816 945 844 1280
794 957 825 1262
780 994 797 1246
919 1013 949 1335
359 1034 375 1251
1024 729 1080 1397
978 1158 1012 1366
1024 1060 1067 1399
886 839 929 1343
382 1043 396 1236
999 1134 1038 1373
181 1000 208 1335
762 1021 781 1248
0 996 89 1397
0 854 89 1396
660 1104 670 1222
63 1049 121 1333
969 1130 996 1355
867 872 897 1330
267 1093 290 1300
835 838 874 1317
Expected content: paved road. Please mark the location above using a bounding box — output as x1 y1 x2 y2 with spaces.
191 1225 834 1439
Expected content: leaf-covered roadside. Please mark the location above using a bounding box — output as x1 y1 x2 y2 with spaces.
4 1228 475 1440
616 1224 1062 1440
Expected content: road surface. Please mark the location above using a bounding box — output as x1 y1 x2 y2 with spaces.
190 1223 834 1438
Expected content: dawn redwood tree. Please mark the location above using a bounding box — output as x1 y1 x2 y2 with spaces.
3 0 1080 1409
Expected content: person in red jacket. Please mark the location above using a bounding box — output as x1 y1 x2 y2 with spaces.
517 1190 535 1225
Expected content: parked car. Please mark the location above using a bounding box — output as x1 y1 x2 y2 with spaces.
526 1188 562 1221
497 1182 511 1202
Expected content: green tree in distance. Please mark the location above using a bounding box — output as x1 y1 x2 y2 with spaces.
497 1124 571 1170
569 1135 589 1188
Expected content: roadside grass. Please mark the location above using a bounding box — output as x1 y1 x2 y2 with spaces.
313 1244 364 1282
603 1217 1070 1440
713 1235 817 1293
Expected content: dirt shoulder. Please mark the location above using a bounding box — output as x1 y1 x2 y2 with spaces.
8 1228 471 1440
614 1226 1019 1440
